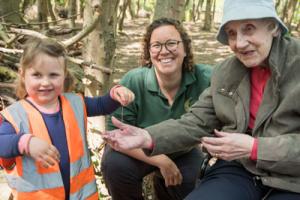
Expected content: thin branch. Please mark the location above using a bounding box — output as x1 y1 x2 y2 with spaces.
0 24 10 43
0 47 113 74
1 13 81 28
9 28 48 39
0 47 23 54
8 11 100 48
0 11 19 19
61 11 101 47
66 56 113 74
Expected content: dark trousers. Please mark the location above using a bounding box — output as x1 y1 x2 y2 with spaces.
185 160 300 200
101 146 203 200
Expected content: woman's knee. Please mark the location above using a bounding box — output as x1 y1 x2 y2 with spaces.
101 147 148 184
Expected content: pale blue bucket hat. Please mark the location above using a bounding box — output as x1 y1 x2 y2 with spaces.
216 0 288 45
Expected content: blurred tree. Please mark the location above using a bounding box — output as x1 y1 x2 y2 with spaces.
0 0 25 24
83 0 119 132
67 0 76 29
202 0 215 31
196 0 204 21
153 0 186 21
282 0 298 30
118 0 129 31
37 0 49 30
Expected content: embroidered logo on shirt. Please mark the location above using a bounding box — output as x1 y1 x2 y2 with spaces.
184 98 194 112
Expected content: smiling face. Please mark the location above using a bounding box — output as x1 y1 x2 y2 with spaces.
225 19 277 68
149 25 186 77
22 53 65 106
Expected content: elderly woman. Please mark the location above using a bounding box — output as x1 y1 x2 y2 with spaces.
104 0 300 199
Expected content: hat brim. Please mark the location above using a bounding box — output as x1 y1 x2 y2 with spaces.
216 5 288 45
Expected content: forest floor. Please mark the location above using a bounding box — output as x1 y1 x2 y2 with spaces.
0 18 232 200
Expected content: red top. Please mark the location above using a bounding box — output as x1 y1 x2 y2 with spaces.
249 67 271 160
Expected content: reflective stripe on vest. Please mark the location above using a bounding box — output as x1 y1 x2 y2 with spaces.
1 93 98 200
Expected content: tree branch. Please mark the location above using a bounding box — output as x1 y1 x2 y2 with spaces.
66 56 113 74
9 28 48 39
61 11 101 47
0 47 23 54
0 47 113 74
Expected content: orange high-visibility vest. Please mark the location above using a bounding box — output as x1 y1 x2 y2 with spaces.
0 93 99 200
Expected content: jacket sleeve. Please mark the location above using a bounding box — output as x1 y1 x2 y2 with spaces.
256 79 300 176
85 93 120 117
256 134 300 176
146 86 222 156
0 119 23 158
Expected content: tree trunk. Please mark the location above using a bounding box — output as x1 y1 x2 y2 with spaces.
136 0 140 16
202 0 212 31
76 0 84 19
128 0 135 19
47 0 57 25
281 0 289 22
191 0 196 22
37 0 49 30
83 0 119 132
196 0 204 21
20 0 31 14
68 0 76 29
275 0 281 11
153 0 185 21
211 0 216 27
296 2 300 31
0 0 25 24
284 0 298 30
118 0 129 31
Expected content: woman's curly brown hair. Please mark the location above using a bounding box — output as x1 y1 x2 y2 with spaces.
141 18 194 71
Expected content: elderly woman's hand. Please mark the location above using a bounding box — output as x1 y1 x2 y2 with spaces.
201 130 255 161
102 117 153 151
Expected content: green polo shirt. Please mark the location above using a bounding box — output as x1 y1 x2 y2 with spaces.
107 64 211 130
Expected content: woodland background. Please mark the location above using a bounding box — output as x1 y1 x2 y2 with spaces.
0 0 300 199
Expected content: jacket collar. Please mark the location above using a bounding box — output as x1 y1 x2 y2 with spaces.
268 36 287 83
145 66 196 93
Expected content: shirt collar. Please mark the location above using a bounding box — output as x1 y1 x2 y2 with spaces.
145 66 196 93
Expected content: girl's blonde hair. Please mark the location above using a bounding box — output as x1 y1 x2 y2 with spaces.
16 38 74 99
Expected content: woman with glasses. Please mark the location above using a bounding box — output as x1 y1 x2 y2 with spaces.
101 18 211 200
103 0 300 199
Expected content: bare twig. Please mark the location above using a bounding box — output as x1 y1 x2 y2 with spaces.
0 47 113 74
66 56 113 74
0 47 23 54
62 12 101 47
1 13 81 27
9 28 47 39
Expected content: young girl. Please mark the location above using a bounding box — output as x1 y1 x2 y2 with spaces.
0 38 134 200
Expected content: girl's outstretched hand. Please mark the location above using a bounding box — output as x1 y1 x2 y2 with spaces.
111 85 135 106
28 137 60 168
102 117 153 151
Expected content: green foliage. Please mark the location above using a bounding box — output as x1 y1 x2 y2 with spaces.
55 0 65 6
143 0 156 12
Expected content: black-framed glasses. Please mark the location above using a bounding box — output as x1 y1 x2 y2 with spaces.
149 39 182 54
